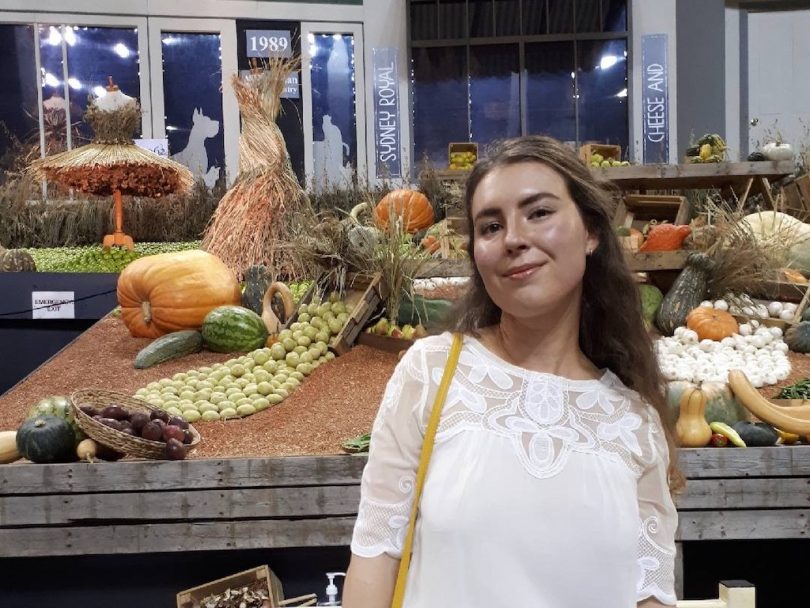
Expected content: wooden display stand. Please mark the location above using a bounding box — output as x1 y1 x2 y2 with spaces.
580 143 621 165
613 194 690 229
177 565 284 608
102 190 134 250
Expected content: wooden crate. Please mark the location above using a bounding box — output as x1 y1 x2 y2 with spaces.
448 142 478 170
613 194 690 230
176 565 283 608
356 331 415 354
580 143 621 165
285 273 389 356
732 284 810 331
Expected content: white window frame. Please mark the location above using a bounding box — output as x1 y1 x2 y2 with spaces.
0 11 150 141
301 21 367 187
147 17 239 185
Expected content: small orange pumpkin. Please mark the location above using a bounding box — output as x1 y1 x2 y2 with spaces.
686 306 739 342
373 189 434 233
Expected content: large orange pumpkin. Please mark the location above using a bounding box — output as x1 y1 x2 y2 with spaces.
686 306 739 342
117 250 241 338
373 189 434 233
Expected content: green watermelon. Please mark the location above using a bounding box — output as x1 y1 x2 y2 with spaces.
202 305 269 352
638 284 664 327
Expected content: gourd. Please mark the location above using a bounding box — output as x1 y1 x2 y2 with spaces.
346 203 382 255
655 252 715 335
373 189 435 234
728 369 810 435
686 307 739 342
133 330 204 369
785 322 810 353
117 250 242 338
0 249 36 272
27 395 84 444
201 305 269 353
16 416 76 463
742 211 810 274
241 265 271 315
398 293 453 330
665 381 748 426
261 282 295 334
638 224 691 252
638 284 664 327
761 141 794 161
675 385 713 447
732 421 779 447
683 225 719 251
0 430 20 464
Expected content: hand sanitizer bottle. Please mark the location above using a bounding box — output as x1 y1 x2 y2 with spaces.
317 571 346 606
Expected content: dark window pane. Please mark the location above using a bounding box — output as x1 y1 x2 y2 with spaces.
469 44 520 148
0 24 37 163
39 25 70 155
602 0 627 32
410 0 437 41
66 26 141 143
525 41 576 143
576 0 601 33
494 0 521 36
469 0 493 38
412 46 469 167
439 0 467 39
576 39 628 151
548 0 574 33
310 33 358 191
522 0 548 35
161 32 225 188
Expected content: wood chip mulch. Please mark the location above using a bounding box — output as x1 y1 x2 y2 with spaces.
0 317 398 458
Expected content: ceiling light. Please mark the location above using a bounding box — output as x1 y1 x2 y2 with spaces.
43 72 60 87
47 26 62 46
616 88 628 98
92 85 107 97
113 43 131 58
63 27 76 46
67 77 82 90
599 55 619 70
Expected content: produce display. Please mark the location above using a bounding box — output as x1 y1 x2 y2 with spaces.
656 253 714 335
134 293 349 421
25 241 199 273
639 224 692 252
74 401 196 460
117 250 242 338
16 415 76 463
777 378 810 400
666 381 747 427
449 149 476 170
27 395 84 444
684 133 727 163
373 189 435 234
0 248 36 272
586 152 630 168
728 370 810 436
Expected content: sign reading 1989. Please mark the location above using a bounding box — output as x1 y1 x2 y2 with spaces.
246 30 292 58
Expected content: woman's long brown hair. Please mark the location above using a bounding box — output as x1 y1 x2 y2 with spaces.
450 135 683 491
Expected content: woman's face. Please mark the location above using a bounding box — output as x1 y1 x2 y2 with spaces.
470 161 598 321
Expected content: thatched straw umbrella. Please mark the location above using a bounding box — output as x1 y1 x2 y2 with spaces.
202 57 313 280
28 78 194 250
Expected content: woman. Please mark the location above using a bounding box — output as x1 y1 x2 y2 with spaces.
344 136 680 608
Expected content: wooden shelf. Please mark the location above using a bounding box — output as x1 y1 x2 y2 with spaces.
624 250 689 272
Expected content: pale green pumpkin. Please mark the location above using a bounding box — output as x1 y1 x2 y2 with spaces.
665 381 749 426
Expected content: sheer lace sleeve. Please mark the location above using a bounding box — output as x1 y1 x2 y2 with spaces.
350 340 432 559
636 411 678 606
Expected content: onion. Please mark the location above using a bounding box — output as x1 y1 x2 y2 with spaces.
76 439 98 463
700 300 714 308
769 326 783 338
713 300 729 311
779 309 796 321
738 324 752 336
768 301 784 317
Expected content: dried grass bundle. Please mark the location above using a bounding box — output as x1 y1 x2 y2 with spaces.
703 198 796 298
202 56 313 280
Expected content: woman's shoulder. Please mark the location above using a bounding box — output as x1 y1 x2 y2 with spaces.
601 371 667 427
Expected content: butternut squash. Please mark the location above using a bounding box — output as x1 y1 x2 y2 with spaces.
675 385 713 447
728 370 810 436
0 430 20 464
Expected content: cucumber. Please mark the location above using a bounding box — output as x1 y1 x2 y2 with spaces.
134 330 204 369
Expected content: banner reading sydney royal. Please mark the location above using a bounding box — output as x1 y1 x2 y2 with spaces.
641 34 669 164
372 47 402 178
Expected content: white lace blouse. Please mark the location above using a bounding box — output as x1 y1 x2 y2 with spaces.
351 332 678 607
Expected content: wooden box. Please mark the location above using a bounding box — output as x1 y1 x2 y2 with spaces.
176 565 283 608
448 142 478 170
613 194 690 229
285 273 390 356
580 143 622 165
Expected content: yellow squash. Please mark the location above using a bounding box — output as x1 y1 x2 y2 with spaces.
675 385 713 447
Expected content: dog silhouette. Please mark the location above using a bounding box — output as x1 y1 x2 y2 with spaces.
171 108 221 188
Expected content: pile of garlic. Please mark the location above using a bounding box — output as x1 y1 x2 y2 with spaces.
655 319 790 388
721 296 798 322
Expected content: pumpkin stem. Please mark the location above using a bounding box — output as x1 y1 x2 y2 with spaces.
142 301 152 324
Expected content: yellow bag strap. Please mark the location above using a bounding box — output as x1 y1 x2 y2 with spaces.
391 332 463 608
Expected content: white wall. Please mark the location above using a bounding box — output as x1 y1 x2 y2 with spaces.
631 0 678 163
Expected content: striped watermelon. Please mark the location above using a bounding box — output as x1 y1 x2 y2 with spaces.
201 306 269 352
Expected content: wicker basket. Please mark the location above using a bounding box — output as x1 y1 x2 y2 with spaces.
70 389 201 459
